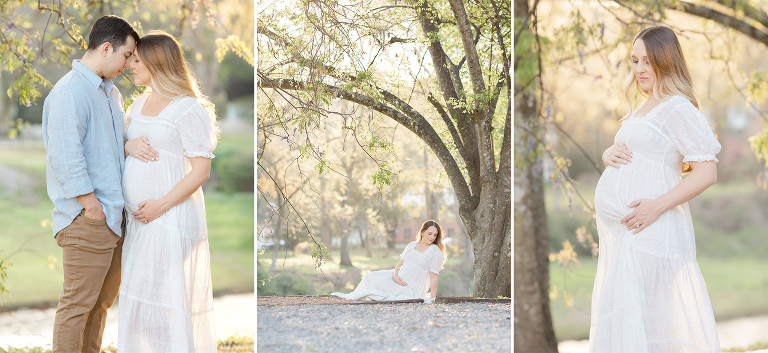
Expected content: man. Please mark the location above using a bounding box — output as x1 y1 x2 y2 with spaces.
42 15 138 353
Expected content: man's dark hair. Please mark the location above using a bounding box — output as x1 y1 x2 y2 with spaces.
87 15 140 51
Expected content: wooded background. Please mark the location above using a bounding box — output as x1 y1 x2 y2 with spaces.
516 0 768 351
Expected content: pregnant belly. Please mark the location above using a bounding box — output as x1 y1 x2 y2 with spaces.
122 157 178 212
595 166 620 201
595 159 672 222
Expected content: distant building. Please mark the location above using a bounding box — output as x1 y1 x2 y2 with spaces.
328 220 464 248
395 220 461 243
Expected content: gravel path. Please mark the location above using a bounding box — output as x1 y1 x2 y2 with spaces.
257 302 511 353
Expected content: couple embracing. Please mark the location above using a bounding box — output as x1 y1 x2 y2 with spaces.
43 15 218 352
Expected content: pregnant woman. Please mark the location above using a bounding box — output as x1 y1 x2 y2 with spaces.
332 220 446 301
119 31 218 352
590 26 720 352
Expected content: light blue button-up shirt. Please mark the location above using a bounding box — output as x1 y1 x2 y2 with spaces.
42 60 126 237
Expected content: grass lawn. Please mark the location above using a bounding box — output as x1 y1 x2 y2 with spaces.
0 134 254 309
0 191 254 308
258 245 464 276
0 147 47 175
212 134 254 156
550 257 768 340
256 245 470 297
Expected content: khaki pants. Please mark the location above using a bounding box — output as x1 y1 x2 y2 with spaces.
52 210 124 353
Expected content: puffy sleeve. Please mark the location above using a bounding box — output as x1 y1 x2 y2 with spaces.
400 241 416 260
429 248 444 274
661 101 721 163
174 101 218 158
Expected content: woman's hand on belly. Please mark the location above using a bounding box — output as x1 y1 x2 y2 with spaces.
132 199 170 224
602 143 633 169
392 274 408 286
620 198 664 234
125 136 159 162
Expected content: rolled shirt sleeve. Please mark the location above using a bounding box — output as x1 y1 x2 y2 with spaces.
44 89 95 198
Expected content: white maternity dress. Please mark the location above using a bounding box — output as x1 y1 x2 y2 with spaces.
590 96 721 352
331 241 444 301
118 95 218 352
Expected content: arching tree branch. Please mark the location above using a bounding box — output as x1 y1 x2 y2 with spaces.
413 0 481 199
447 0 486 112
258 72 477 212
668 1 768 45
713 0 768 30
427 93 471 165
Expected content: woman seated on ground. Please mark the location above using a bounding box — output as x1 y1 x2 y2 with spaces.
331 220 446 302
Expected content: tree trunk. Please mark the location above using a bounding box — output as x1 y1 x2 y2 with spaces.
339 230 352 266
385 220 397 249
270 196 283 272
425 149 438 221
320 173 331 247
339 158 354 267
361 223 372 257
465 175 511 299
512 5 559 344
453 201 473 264
356 225 369 256
0 75 14 137
513 106 557 351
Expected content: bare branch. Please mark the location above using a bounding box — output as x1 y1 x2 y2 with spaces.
447 0 486 111
258 73 477 212
668 1 768 45
712 0 768 30
515 124 597 216
498 98 511 176
258 163 334 278
427 93 471 165
550 121 602 175
413 0 481 199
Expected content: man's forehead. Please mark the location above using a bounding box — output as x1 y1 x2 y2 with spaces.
115 36 136 54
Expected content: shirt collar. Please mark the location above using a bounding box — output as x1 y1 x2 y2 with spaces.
72 60 113 93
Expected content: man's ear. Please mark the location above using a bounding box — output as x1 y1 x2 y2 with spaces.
100 42 113 57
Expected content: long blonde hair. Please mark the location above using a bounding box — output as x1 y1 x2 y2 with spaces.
136 30 218 129
622 26 699 173
416 220 447 269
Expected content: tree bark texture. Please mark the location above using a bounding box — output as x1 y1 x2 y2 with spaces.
513 1 558 350
513 90 557 352
0 75 13 137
